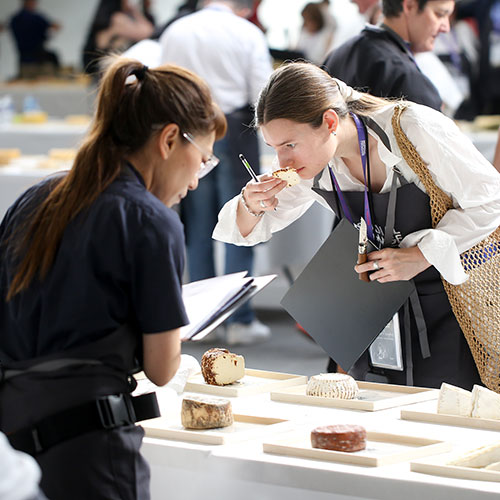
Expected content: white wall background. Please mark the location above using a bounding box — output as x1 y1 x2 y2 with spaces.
0 0 363 82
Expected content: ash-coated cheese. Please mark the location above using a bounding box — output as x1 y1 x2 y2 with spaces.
471 385 500 420
272 167 300 187
306 373 359 399
201 348 245 386
181 395 233 429
437 382 473 417
448 442 500 468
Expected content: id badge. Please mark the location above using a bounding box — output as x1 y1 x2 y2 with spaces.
369 313 403 371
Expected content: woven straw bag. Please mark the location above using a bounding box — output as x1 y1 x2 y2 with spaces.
392 104 500 392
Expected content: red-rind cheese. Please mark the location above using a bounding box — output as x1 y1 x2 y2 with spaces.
311 424 366 452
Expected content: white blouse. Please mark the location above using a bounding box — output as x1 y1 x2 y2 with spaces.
213 103 500 285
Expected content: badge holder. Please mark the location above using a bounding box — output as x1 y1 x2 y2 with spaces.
369 313 403 371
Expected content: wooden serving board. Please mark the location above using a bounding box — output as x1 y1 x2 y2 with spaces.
184 369 308 397
411 456 500 482
270 381 437 411
144 413 288 445
263 429 450 467
401 409 500 431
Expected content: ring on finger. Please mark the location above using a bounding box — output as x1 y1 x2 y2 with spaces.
372 261 380 271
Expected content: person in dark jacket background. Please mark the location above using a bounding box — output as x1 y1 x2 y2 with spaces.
323 0 455 110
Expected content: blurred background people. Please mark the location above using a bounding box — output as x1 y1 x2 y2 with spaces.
160 0 273 346
295 2 337 64
351 0 383 23
323 0 454 111
82 0 154 79
9 0 61 79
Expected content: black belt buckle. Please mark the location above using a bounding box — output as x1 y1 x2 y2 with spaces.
96 394 136 429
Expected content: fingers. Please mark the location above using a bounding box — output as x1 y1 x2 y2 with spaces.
244 177 286 212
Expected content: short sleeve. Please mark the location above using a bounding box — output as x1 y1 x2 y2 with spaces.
130 211 188 334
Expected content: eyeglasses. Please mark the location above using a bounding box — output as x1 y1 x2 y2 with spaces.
182 132 219 179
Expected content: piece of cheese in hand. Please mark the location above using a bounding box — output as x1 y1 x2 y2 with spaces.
201 348 245 386
448 442 500 468
272 167 300 187
437 382 472 417
471 385 500 420
181 395 233 429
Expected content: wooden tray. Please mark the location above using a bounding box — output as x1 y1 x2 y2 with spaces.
184 369 308 397
144 413 288 445
401 408 500 431
270 381 437 411
411 456 500 482
263 429 450 467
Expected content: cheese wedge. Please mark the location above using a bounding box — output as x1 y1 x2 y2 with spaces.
471 385 500 420
485 461 500 471
448 442 500 468
437 382 472 417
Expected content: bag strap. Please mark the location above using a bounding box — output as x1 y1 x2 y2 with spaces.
391 104 453 228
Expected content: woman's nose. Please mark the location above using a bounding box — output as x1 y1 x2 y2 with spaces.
277 151 293 168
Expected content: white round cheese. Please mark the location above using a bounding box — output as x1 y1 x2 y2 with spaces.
306 373 359 399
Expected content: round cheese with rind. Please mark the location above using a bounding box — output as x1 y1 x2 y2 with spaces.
181 395 233 429
306 373 359 399
201 348 245 386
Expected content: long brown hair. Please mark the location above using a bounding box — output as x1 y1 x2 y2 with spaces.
255 61 390 128
7 56 226 300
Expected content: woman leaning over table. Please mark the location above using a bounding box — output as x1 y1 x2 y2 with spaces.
0 57 226 500
213 61 500 391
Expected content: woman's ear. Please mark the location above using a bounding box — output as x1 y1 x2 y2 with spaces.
323 109 339 135
158 123 180 160
402 0 418 15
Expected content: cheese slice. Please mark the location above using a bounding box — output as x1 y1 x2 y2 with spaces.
437 382 472 417
448 442 500 468
471 385 500 420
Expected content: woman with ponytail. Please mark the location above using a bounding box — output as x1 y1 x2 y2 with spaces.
213 61 500 391
0 56 226 499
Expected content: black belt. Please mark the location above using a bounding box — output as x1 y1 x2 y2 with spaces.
7 391 160 456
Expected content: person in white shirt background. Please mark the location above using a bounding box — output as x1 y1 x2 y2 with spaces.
213 61 500 389
295 1 337 64
159 0 273 346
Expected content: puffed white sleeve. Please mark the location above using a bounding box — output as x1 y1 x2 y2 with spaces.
212 180 318 246
398 104 500 285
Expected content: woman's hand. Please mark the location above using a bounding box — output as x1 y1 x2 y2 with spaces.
242 174 287 213
236 175 287 237
354 246 431 282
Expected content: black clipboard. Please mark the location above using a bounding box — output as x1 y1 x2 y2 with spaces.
281 219 414 370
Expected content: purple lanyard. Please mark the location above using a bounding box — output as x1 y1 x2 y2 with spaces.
328 112 374 241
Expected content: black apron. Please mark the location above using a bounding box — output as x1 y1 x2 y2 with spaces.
313 125 481 390
0 324 152 500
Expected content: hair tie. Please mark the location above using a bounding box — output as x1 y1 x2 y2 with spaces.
134 65 149 81
333 78 362 104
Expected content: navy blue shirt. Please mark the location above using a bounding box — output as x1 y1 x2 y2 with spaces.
0 165 188 361
10 9 51 62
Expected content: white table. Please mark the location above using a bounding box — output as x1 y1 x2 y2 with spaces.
0 157 68 217
142 384 500 500
0 81 94 118
0 121 88 155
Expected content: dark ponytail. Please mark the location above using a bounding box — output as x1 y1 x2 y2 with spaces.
7 56 226 300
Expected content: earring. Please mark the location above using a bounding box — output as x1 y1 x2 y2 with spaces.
331 130 337 136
